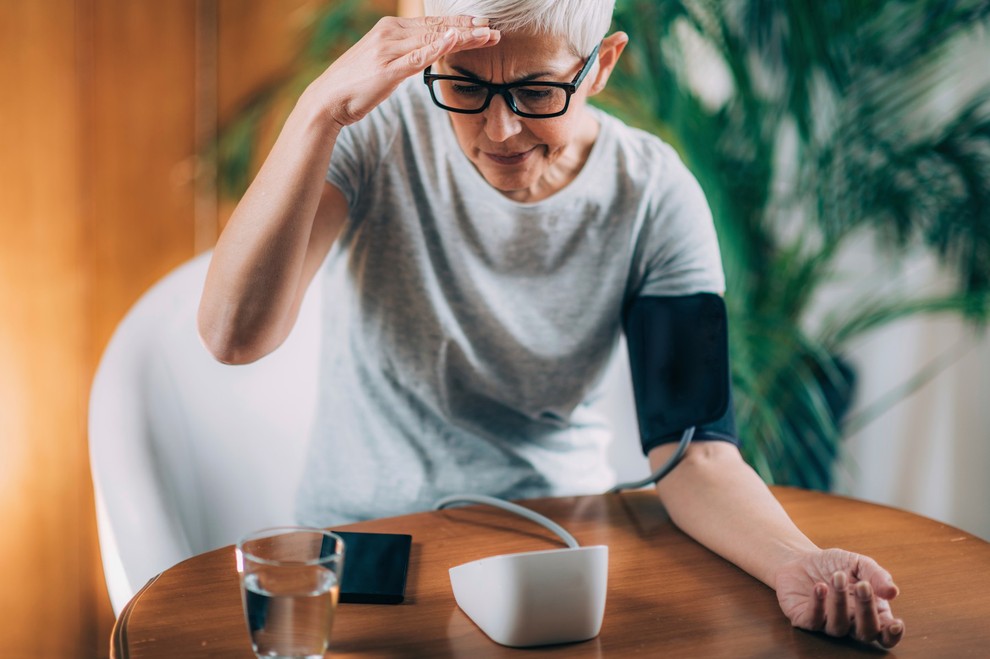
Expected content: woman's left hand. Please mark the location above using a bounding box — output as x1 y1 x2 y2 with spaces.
775 548 905 647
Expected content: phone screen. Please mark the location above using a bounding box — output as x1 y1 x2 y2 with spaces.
323 530 412 604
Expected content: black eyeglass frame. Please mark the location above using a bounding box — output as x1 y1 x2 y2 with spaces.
423 41 602 119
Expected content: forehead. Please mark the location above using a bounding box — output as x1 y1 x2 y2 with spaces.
441 31 581 79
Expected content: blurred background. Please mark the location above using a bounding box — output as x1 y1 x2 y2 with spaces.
1 1 988 657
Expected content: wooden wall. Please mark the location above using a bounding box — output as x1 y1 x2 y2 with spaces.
0 2 100 656
0 0 329 656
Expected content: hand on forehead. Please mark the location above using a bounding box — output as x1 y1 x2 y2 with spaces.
439 30 585 83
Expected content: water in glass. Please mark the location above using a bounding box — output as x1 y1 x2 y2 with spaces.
243 565 339 659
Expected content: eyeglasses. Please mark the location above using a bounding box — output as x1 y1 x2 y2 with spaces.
423 42 601 119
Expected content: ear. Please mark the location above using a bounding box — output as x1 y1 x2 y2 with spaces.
586 31 629 97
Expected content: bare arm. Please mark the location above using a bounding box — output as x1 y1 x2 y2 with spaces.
197 16 501 364
650 440 817 585
650 441 904 647
197 100 346 364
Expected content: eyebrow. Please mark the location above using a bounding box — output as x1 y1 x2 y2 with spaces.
449 65 561 83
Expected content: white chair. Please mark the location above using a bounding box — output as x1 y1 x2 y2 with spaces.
89 252 647 616
89 252 322 614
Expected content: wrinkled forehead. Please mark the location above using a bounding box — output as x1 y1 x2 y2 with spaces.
440 31 584 81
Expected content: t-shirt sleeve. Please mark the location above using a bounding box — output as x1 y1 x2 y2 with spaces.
325 96 402 209
632 149 726 298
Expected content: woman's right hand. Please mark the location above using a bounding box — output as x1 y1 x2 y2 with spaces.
307 15 500 130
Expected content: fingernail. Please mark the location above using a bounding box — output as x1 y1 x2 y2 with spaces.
855 581 872 599
890 622 903 635
472 26 490 37
442 28 456 43
832 572 847 589
814 583 827 599
471 17 489 26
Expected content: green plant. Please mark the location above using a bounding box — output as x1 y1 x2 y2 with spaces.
214 0 990 489
599 0 990 488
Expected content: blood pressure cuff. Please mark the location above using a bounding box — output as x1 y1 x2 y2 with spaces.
624 293 738 455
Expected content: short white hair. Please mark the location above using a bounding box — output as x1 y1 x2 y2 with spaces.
424 0 614 57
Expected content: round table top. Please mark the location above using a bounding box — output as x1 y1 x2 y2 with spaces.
112 487 990 658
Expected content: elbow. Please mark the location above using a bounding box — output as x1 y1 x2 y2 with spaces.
677 440 743 472
203 342 255 366
650 439 742 481
197 308 267 365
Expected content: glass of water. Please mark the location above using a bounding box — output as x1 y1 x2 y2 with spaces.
236 527 345 659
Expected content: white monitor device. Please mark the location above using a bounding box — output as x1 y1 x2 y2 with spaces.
436 495 609 648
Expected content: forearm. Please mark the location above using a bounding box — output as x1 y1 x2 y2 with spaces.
651 441 819 588
199 18 499 364
198 89 341 364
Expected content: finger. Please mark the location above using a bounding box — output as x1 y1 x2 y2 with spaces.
824 571 851 637
408 24 490 50
397 15 499 51
443 26 501 53
872 572 899 601
399 26 498 72
879 618 905 648
474 28 501 48
396 14 488 31
805 582 827 630
378 15 492 57
399 27 459 71
852 581 881 643
856 555 899 600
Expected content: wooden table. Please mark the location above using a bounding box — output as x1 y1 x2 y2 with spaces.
111 487 990 657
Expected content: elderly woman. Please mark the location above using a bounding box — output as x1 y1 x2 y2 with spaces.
198 0 904 648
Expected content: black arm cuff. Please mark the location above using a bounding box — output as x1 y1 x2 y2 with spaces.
624 293 738 456
640 385 739 455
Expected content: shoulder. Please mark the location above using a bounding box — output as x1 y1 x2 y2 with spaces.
373 76 438 135
591 107 705 201
344 77 444 154
332 77 438 176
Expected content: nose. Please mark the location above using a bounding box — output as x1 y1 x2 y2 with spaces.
482 93 523 143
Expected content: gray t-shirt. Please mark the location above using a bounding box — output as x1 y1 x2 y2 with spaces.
296 78 724 526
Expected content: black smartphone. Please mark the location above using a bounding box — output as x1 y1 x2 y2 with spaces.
322 530 412 604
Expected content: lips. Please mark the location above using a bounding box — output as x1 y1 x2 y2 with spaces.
483 147 536 166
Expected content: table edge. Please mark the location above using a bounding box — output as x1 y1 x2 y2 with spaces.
111 571 162 659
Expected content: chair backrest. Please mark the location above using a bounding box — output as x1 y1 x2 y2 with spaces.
90 252 648 615
89 252 322 614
